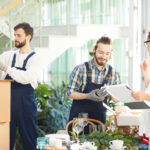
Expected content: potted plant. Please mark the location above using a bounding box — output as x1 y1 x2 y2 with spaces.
36 82 72 136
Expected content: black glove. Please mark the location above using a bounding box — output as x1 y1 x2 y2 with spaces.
86 89 104 102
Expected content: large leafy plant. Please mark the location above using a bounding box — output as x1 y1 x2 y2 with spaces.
36 81 72 137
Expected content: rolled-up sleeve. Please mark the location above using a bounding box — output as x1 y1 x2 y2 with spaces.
67 65 83 96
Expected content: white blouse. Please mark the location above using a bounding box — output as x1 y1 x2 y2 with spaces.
139 84 150 137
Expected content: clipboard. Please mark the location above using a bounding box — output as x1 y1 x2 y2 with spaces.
105 84 150 109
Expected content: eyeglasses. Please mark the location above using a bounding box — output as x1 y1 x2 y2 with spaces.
96 50 112 57
144 40 150 47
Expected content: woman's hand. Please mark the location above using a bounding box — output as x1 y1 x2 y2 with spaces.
131 91 146 101
140 59 149 73
140 60 150 87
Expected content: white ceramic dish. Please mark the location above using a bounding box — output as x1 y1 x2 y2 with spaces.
45 134 70 141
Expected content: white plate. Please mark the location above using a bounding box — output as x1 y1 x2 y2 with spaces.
109 145 126 150
45 134 70 141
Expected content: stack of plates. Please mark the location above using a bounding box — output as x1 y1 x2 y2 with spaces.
45 134 70 143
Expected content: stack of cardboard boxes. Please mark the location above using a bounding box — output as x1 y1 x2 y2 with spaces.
0 80 11 150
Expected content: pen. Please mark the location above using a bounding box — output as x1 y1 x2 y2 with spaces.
126 86 132 91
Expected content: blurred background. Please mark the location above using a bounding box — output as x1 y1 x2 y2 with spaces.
1 1 150 149
0 0 150 91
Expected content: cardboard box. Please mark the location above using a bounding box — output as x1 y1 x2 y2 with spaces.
0 122 9 150
0 80 11 122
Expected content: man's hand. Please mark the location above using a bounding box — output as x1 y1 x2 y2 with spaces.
86 89 101 102
96 87 109 97
86 88 108 102
0 60 6 71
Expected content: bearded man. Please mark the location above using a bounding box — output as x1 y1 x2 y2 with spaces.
0 22 43 150
67 36 121 133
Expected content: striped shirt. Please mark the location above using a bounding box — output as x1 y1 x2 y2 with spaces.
67 59 121 96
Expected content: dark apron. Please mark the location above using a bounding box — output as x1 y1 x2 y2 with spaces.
68 62 112 134
5 52 37 150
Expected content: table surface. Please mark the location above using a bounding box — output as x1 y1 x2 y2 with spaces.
44 146 67 150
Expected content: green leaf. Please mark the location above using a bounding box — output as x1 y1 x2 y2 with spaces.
70 131 77 139
35 82 72 136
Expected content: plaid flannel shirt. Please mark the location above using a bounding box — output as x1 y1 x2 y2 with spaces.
67 59 121 96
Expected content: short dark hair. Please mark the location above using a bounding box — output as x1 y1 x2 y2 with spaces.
14 22 33 41
89 36 113 56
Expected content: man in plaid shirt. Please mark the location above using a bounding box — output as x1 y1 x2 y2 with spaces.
67 36 121 133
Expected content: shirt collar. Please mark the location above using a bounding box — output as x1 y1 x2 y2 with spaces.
89 58 108 72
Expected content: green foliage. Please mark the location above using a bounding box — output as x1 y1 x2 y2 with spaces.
70 131 77 139
79 130 142 149
108 99 116 110
36 81 72 137
15 129 23 150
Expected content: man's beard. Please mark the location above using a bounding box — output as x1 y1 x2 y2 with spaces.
94 55 106 66
15 40 26 48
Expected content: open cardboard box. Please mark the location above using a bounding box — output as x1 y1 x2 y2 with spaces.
115 106 141 116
